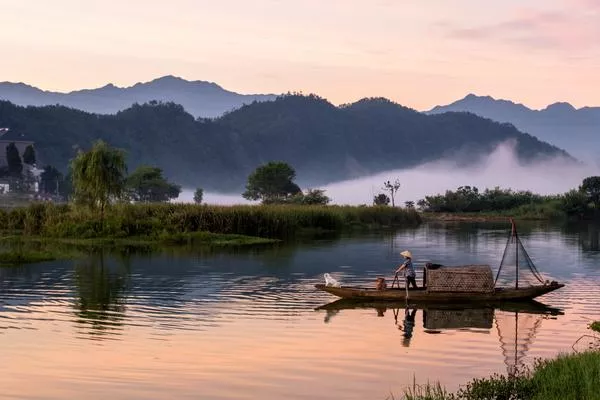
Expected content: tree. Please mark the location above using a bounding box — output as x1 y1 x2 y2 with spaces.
290 188 331 205
22 145 36 165
404 201 415 209
242 161 301 203
194 188 204 204
580 176 600 209
71 140 127 223
373 193 390 206
6 142 23 177
125 165 181 203
383 179 401 207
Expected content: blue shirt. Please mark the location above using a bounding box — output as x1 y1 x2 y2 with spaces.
403 259 415 277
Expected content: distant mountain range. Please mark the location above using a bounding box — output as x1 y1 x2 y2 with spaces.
428 94 600 163
0 95 572 191
0 76 276 118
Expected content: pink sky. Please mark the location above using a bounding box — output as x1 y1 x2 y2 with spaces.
0 0 598 110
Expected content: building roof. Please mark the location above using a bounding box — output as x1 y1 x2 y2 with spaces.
0 128 33 143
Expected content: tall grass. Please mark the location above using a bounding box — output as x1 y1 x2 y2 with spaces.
0 203 421 240
397 351 600 400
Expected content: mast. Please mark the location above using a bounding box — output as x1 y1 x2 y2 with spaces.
512 218 519 289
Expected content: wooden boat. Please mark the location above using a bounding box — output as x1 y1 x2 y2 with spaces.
314 281 564 302
315 219 565 303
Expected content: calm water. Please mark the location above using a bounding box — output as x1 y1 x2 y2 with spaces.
1 221 600 399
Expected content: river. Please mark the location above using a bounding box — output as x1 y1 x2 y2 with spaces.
1 221 599 399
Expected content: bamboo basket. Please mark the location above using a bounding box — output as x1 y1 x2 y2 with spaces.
425 265 494 293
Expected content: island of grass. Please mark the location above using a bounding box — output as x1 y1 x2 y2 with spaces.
591 321 600 333
0 202 420 265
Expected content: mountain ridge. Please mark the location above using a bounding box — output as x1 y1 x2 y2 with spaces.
0 95 574 192
0 75 278 118
428 94 600 163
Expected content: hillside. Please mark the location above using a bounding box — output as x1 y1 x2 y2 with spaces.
428 94 600 163
0 95 573 192
0 76 276 118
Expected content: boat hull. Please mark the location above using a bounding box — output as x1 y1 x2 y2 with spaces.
314 282 564 302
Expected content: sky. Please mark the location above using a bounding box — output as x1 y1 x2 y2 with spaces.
0 0 599 110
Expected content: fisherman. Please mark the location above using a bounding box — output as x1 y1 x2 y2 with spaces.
396 250 418 289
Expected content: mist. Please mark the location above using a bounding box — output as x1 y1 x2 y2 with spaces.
175 142 600 206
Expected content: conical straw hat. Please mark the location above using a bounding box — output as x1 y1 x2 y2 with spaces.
400 250 412 258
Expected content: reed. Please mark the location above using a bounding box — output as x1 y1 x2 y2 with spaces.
0 203 421 241
396 351 600 400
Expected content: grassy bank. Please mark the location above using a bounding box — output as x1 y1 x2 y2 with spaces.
0 202 420 241
401 351 600 400
422 202 565 222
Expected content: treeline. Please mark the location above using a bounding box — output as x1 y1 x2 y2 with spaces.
417 186 553 213
0 94 571 191
417 177 600 219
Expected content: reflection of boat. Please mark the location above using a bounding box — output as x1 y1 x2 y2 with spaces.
314 298 564 316
315 298 562 373
315 219 565 302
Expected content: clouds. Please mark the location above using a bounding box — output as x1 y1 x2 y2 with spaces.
442 1 600 53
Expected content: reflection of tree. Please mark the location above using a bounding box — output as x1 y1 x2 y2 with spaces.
562 222 600 253
73 251 131 338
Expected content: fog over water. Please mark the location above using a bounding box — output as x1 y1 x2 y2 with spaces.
176 142 600 206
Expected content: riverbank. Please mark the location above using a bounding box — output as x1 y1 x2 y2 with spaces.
402 350 600 400
421 204 564 222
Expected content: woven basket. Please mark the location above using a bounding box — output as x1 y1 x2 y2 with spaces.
426 265 494 293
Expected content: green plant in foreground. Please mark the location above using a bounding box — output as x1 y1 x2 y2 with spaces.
397 351 600 400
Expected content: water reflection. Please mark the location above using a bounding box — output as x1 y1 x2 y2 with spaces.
73 251 131 339
315 299 563 374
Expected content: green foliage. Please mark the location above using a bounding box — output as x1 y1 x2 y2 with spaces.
125 165 181 203
419 186 553 213
0 202 421 241
289 188 331 205
194 188 204 204
374 193 390 206
5 142 23 177
590 321 600 333
0 249 56 265
242 161 301 203
405 201 415 209
580 176 600 208
397 351 600 400
559 189 590 217
71 140 127 216
455 372 535 400
22 144 36 165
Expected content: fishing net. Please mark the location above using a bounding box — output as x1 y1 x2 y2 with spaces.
495 310 544 376
494 220 546 288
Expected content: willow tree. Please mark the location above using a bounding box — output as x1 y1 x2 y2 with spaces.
71 140 127 224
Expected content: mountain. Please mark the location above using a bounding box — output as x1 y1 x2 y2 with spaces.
428 94 600 163
0 76 277 118
0 95 573 192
